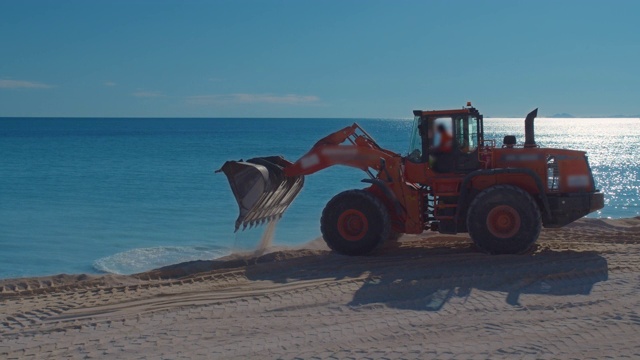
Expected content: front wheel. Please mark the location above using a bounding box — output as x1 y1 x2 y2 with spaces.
321 190 390 256
466 185 541 254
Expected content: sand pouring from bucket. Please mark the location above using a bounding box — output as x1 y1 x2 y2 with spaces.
217 156 304 232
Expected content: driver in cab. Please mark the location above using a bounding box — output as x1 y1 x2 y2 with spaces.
432 123 453 153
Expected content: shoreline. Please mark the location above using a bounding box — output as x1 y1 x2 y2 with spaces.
1 216 639 293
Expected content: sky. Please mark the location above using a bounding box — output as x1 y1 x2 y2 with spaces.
1 0 639 118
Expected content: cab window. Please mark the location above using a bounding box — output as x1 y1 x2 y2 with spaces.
454 116 478 154
407 115 423 161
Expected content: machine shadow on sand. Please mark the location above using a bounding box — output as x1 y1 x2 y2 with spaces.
347 250 608 311
146 237 608 312
241 245 609 312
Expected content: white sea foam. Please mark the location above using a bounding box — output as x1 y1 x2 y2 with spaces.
93 245 229 275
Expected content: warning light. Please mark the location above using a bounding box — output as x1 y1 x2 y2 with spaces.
466 101 472 107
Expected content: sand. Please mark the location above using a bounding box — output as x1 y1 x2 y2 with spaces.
255 218 279 256
2 217 640 359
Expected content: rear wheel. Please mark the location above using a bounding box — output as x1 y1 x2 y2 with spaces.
321 190 390 256
467 185 541 254
387 230 402 241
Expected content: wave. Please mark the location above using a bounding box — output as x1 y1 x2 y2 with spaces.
93 245 230 275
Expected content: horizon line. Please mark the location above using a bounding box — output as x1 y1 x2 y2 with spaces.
1 115 639 120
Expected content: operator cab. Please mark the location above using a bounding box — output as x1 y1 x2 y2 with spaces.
408 104 483 173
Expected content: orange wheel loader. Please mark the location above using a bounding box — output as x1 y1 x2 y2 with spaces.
217 104 604 255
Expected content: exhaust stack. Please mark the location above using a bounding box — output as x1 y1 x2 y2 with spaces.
524 108 538 148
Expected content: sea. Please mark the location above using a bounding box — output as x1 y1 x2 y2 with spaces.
1 117 638 279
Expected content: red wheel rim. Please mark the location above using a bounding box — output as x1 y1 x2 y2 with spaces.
486 205 521 239
337 209 369 241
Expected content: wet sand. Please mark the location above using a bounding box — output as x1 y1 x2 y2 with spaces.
2 217 640 359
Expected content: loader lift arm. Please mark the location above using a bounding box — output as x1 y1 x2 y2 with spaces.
217 123 400 232
284 123 399 177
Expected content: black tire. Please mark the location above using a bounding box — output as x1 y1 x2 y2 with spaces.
466 185 541 254
321 190 390 256
388 230 402 241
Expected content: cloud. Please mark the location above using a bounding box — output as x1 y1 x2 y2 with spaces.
186 93 320 105
104 81 117 87
0 79 53 89
132 91 165 98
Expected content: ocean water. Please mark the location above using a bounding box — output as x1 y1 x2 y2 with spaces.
1 117 638 279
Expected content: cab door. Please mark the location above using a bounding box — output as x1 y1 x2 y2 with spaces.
453 115 480 172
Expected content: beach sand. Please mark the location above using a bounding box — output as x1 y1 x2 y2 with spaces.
2 217 640 359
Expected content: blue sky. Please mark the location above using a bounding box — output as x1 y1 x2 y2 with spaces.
1 0 638 118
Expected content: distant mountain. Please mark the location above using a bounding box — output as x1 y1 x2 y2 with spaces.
549 113 575 118
546 113 640 118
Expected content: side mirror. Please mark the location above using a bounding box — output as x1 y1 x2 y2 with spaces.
503 135 516 148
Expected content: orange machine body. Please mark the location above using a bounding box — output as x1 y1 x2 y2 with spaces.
282 107 603 236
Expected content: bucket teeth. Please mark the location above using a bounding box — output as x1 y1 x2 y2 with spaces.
218 156 305 232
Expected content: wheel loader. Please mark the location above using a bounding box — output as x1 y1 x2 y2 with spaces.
217 103 604 255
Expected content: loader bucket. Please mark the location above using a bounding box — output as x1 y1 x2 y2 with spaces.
216 156 304 232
